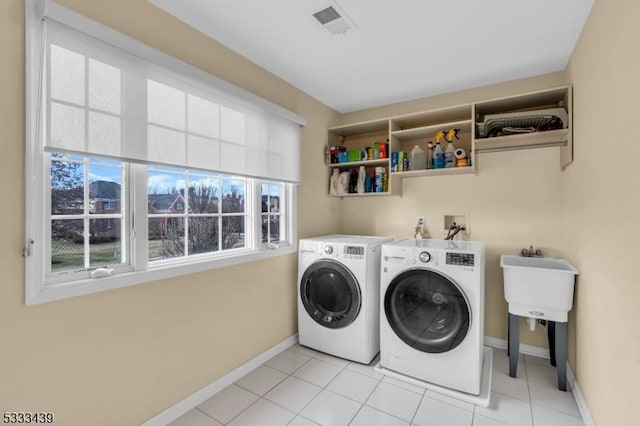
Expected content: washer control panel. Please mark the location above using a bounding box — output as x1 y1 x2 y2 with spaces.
324 245 334 255
344 245 364 256
446 252 475 266
418 251 431 263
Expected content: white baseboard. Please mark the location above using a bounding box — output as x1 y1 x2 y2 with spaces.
566 360 595 426
484 336 594 426
483 336 550 359
141 334 298 426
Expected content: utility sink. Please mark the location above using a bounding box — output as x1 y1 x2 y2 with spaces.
501 255 579 322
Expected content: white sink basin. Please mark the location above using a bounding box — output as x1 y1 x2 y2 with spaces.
501 255 579 322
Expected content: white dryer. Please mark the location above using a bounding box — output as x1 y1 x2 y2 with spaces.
298 235 393 364
380 239 485 395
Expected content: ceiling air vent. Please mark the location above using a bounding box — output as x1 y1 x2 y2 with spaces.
313 4 356 35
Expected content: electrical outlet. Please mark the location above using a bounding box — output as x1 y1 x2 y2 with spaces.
417 216 424 227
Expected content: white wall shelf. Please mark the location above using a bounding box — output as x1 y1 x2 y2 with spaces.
328 159 389 168
390 119 472 142
325 86 572 196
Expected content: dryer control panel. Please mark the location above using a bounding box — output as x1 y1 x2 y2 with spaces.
344 245 364 256
446 252 475 266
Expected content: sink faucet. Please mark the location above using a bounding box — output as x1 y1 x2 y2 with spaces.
520 245 543 257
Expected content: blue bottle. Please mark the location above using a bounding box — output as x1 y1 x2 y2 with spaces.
433 143 445 169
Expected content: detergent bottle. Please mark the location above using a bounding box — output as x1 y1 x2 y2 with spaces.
433 131 446 169
409 145 427 170
444 128 460 168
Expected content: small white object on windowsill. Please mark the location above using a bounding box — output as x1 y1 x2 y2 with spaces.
90 267 114 279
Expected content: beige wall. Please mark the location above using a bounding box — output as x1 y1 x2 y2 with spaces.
4 0 639 424
0 1 339 424
338 72 570 352
563 0 640 424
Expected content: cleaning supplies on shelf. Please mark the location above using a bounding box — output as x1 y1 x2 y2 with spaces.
426 141 434 169
455 148 468 167
375 167 385 192
329 169 339 194
444 128 460 169
398 151 405 171
408 145 427 170
391 152 399 172
434 131 446 169
357 166 365 193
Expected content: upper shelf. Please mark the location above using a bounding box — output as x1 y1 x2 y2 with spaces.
328 118 388 137
391 119 472 142
389 104 472 131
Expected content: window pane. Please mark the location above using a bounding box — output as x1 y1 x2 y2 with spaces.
148 80 185 130
148 217 184 260
148 168 186 213
262 184 282 213
269 215 281 243
187 175 219 213
222 216 245 250
50 102 85 151
51 219 84 272
89 58 121 114
88 111 121 157
89 159 122 214
188 217 219 255
89 218 122 266
51 155 84 215
50 44 85 105
261 214 281 244
261 184 269 213
222 178 245 213
188 94 219 138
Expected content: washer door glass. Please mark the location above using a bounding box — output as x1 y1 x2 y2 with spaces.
385 269 470 353
300 259 361 329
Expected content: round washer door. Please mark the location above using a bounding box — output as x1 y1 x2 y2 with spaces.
384 269 470 353
300 259 361 329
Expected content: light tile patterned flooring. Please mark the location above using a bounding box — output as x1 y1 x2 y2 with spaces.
169 345 584 426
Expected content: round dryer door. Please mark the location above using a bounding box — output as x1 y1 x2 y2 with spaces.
384 269 470 353
300 260 362 329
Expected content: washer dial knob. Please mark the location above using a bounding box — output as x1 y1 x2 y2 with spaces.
324 245 333 255
419 251 431 263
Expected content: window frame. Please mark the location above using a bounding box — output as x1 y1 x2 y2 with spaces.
24 1 298 305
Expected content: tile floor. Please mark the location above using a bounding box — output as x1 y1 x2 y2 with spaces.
169 345 584 426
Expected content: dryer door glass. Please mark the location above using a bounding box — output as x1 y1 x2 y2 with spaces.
300 260 362 329
385 269 470 353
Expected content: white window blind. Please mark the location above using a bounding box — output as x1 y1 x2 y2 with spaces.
39 1 304 183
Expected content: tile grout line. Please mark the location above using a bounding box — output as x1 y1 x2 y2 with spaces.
524 356 536 426
287 352 352 424
348 378 384 425
408 386 428 425
194 407 222 425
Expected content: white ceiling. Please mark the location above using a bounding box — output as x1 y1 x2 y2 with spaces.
149 0 593 113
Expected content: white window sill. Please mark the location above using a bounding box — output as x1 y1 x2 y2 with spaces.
27 245 297 305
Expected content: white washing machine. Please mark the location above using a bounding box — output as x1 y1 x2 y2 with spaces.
380 238 485 395
298 235 393 364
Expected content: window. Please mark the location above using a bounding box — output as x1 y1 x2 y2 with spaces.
25 0 305 304
261 182 285 245
147 166 249 261
49 153 126 278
